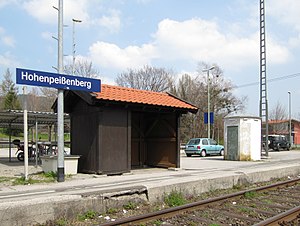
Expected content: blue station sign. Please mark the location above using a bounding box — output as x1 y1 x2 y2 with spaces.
16 68 101 92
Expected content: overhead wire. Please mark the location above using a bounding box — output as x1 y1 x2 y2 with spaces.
235 72 300 88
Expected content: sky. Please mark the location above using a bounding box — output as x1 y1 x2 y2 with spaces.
0 0 300 118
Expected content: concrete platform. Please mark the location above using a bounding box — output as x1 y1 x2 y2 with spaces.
0 150 300 226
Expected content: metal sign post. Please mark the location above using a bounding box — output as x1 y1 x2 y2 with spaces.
23 86 29 180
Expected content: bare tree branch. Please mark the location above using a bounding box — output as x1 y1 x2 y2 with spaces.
115 65 175 92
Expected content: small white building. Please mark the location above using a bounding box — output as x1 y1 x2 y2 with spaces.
224 115 261 161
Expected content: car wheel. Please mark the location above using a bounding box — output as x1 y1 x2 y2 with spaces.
200 150 206 157
220 149 224 156
276 143 280 151
186 153 192 157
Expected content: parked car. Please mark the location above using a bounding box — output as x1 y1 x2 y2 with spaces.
185 138 224 157
263 135 290 151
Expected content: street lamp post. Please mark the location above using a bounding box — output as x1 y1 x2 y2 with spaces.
72 18 82 75
288 91 292 146
203 66 215 139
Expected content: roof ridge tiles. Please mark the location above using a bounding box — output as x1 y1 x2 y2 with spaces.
93 84 198 111
101 84 168 95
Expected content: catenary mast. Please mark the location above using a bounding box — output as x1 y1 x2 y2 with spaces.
259 0 269 156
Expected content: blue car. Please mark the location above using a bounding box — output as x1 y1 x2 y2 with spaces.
185 138 224 157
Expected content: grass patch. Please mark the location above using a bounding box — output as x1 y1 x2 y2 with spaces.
54 218 68 226
123 201 137 210
0 176 14 183
244 191 259 199
43 171 57 179
106 207 118 214
9 172 60 186
77 210 98 221
12 177 42 185
153 220 163 225
164 190 187 207
238 207 253 214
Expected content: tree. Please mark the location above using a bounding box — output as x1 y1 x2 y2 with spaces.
115 65 175 92
0 69 22 136
172 74 206 140
1 69 21 110
64 59 100 78
174 63 246 143
269 101 287 133
37 60 101 111
39 87 57 111
269 101 287 121
23 87 54 112
196 62 246 115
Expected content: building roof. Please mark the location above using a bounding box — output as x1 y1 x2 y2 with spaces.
268 119 300 124
0 110 69 129
93 84 198 113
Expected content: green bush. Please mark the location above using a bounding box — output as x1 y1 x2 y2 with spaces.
164 190 187 207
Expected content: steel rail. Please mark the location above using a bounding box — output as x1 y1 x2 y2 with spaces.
253 205 300 226
99 178 300 226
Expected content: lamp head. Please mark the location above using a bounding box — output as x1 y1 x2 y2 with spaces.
202 66 215 72
72 19 82 23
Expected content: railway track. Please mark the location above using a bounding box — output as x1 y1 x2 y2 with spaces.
99 178 300 226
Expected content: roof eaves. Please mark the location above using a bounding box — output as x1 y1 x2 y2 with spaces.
165 92 199 111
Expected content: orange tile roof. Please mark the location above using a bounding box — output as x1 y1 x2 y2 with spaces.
93 84 198 112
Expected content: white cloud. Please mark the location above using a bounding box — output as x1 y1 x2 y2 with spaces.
155 19 290 67
22 0 57 24
95 9 121 33
0 26 15 47
22 0 90 25
2 35 15 47
267 0 300 49
268 0 300 32
89 41 156 70
88 18 290 74
0 52 19 68
136 0 153 4
41 31 54 41
0 0 15 8
22 0 123 33
289 34 300 48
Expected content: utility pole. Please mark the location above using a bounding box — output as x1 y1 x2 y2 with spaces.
72 18 82 75
203 66 215 139
288 91 292 146
57 0 64 182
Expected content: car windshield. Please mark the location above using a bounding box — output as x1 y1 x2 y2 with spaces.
187 139 200 145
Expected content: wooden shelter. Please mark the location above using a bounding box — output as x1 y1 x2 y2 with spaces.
63 84 198 174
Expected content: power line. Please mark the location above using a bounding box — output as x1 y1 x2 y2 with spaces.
236 72 300 88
